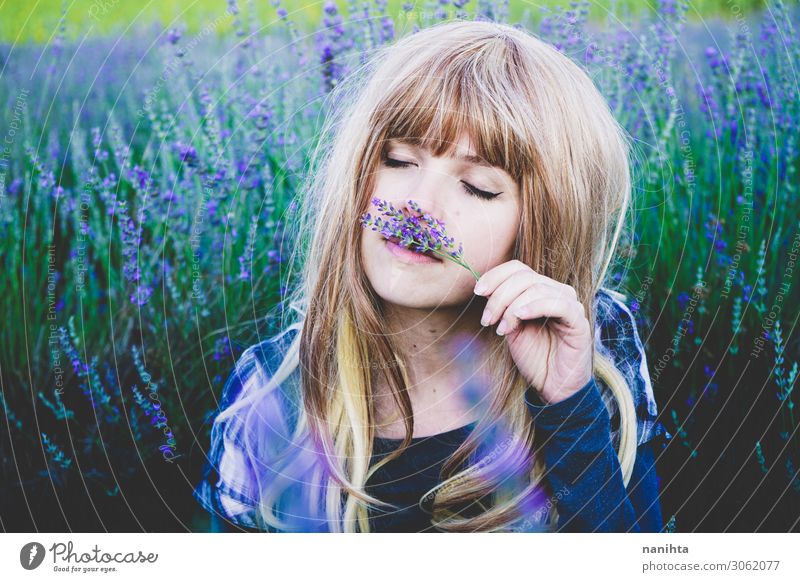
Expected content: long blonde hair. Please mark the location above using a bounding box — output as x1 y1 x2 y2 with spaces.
227 19 638 532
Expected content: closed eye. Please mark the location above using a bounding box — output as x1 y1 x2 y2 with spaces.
382 156 415 169
382 155 502 201
460 181 502 201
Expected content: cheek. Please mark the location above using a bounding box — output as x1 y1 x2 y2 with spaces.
372 170 398 193
462 208 518 265
359 229 376 269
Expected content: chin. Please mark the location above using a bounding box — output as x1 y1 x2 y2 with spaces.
370 280 436 307
371 277 475 312
361 247 466 307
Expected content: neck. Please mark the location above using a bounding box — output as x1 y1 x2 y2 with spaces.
372 298 494 424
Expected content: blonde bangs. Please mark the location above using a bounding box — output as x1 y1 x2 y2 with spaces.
374 36 529 183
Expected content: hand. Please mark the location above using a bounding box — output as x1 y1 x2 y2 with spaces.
473 260 594 405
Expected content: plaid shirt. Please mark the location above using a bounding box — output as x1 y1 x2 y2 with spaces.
193 287 670 530
593 288 672 449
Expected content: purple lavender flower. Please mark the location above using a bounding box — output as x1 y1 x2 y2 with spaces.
237 255 250 281
130 285 153 306
166 28 182 45
213 336 232 361
360 197 480 279
705 46 721 69
173 141 198 167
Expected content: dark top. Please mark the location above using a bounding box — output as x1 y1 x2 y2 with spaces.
365 420 481 532
364 377 663 532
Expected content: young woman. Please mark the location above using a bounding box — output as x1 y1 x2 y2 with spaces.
194 19 670 533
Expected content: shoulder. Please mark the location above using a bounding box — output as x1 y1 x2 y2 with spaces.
593 287 636 338
221 327 301 406
592 287 644 376
194 327 302 529
218 327 302 420
592 287 646 379
592 287 671 447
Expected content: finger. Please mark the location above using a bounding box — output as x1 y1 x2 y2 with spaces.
497 287 563 336
474 259 573 300
509 293 588 334
473 260 530 296
551 280 579 302
480 271 539 328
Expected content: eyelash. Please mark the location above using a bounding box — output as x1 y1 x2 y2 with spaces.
382 156 502 201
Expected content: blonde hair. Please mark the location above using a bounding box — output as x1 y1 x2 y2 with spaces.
231 19 638 532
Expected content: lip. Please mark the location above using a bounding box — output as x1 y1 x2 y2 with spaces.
383 238 443 264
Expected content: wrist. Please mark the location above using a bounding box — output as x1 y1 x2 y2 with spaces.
533 374 595 406
525 376 608 432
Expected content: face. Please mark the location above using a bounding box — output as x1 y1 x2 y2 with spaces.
360 131 521 309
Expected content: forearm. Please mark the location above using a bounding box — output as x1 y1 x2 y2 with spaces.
526 377 660 532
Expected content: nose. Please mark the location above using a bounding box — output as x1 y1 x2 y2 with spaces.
393 169 450 221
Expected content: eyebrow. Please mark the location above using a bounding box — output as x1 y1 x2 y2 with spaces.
387 138 497 169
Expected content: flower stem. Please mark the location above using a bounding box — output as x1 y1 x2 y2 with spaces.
428 248 481 280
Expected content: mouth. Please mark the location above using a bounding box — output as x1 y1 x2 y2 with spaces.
382 235 443 263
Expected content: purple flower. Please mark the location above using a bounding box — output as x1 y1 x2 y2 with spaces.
705 46 721 68
213 336 231 361
7 178 22 195
174 142 198 166
677 291 690 311
360 197 480 279
166 28 182 45
237 255 250 280
130 285 153 306
128 165 152 191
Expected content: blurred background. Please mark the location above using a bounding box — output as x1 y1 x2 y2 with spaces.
0 0 769 42
0 0 798 532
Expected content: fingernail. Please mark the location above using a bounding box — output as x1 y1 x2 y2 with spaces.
474 283 487 295
496 320 508 335
481 310 491 326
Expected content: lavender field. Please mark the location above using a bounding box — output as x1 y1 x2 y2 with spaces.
1 0 799 532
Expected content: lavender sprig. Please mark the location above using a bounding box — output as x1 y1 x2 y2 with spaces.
360 197 481 280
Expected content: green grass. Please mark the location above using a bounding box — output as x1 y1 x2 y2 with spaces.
0 0 769 44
